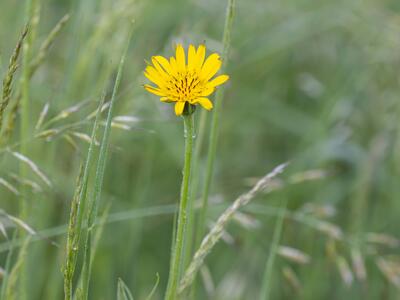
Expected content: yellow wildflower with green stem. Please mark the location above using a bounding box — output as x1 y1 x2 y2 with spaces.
144 44 229 115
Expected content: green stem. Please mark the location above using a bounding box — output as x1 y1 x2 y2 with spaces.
183 109 208 268
20 0 36 220
17 2 40 300
165 111 195 300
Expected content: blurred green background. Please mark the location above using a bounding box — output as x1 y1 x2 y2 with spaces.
1 0 400 299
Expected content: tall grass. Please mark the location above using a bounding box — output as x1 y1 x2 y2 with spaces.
63 22 133 299
79 25 134 299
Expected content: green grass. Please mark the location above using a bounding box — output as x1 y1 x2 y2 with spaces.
1 0 400 299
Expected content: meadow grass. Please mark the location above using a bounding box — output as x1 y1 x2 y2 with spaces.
1 0 400 299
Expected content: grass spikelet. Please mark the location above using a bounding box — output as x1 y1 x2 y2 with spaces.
2 13 68 143
46 100 90 126
277 246 311 265
29 14 70 75
4 214 36 236
9 174 42 193
63 164 85 300
10 151 51 187
0 178 20 196
366 232 400 248
178 163 288 294
71 131 100 146
376 257 400 288
0 222 8 239
34 102 49 131
282 266 302 294
0 25 28 135
336 256 354 287
350 248 366 281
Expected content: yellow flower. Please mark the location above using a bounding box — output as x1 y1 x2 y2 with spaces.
144 44 229 116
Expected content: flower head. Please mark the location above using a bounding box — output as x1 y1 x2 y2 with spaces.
144 44 229 116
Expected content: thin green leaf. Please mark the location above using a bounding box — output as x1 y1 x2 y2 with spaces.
145 273 160 300
117 278 134 300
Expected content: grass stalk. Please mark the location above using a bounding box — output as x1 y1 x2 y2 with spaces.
20 0 40 219
16 1 40 299
165 110 195 300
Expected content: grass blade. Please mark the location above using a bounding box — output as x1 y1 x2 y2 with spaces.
145 273 160 300
117 278 134 300
63 95 105 300
79 22 134 300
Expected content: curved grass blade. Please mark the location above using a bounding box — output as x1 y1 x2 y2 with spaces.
117 278 134 300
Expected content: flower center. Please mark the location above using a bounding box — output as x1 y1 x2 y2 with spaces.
168 70 204 102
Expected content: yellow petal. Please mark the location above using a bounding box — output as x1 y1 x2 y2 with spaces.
161 97 174 103
195 97 213 110
201 86 215 97
194 44 206 71
169 57 179 75
175 44 186 72
153 56 172 74
144 66 166 87
175 101 185 116
200 53 222 81
151 57 170 78
144 74 163 89
209 74 229 87
144 85 166 97
188 45 196 70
